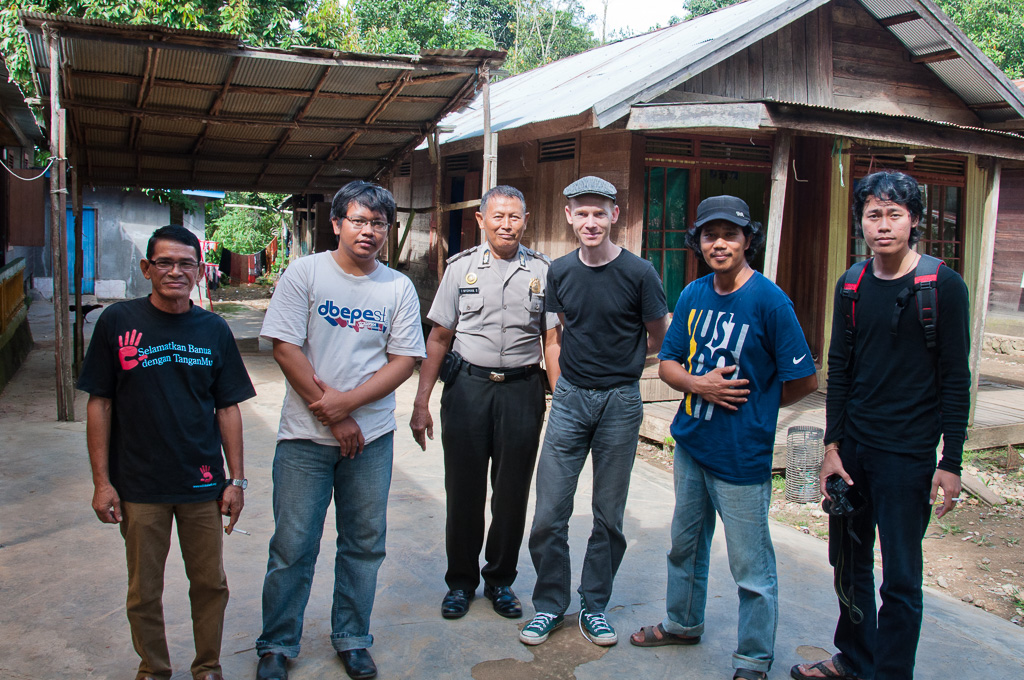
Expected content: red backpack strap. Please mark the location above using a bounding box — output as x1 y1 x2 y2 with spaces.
839 259 871 350
913 254 944 350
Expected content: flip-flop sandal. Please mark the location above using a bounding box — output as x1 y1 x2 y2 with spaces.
790 656 861 680
629 623 701 647
734 670 767 680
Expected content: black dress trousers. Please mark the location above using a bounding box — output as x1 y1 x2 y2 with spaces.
439 368 547 591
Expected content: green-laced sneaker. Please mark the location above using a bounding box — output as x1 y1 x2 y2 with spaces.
519 612 564 645
578 596 618 646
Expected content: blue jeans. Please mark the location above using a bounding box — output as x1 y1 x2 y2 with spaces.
831 438 934 680
528 377 644 615
256 433 393 657
663 447 777 674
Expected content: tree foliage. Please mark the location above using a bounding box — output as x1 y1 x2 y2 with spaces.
937 0 1024 79
505 0 596 73
207 192 288 255
682 0 742 20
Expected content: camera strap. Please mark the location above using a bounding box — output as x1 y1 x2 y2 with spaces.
833 516 864 625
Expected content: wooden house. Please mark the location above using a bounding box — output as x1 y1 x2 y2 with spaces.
392 0 1024 408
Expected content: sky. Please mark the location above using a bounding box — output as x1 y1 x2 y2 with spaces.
578 0 688 39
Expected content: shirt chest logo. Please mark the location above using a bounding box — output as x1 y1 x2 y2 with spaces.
317 299 388 334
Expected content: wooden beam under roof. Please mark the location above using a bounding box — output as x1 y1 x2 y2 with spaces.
878 11 920 27
52 69 450 103
78 143 386 165
61 99 429 133
912 48 959 65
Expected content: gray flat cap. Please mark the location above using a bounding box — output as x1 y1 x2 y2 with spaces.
563 176 617 201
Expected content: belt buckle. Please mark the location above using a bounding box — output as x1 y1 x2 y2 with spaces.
489 371 505 383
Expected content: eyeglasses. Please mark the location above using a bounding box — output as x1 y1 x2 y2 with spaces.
344 216 390 233
149 259 200 272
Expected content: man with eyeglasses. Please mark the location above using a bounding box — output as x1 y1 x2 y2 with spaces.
410 185 560 622
78 225 256 680
256 181 426 680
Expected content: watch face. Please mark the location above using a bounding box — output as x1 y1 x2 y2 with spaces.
232 478 247 490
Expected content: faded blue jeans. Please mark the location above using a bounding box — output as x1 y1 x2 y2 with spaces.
256 433 393 658
529 377 644 616
663 446 777 674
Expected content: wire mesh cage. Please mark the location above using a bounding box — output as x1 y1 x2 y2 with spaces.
785 426 824 503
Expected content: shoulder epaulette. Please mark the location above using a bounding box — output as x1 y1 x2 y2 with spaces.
446 245 479 265
523 247 552 265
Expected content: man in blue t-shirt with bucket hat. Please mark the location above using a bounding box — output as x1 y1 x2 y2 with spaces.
630 195 818 680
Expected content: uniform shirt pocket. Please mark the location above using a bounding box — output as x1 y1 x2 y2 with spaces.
458 295 485 331
521 296 543 334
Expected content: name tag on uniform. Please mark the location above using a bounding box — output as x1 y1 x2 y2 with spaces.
459 287 480 295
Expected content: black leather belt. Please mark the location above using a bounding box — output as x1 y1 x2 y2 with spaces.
462 362 541 383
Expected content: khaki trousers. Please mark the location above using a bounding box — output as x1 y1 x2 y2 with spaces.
120 500 228 680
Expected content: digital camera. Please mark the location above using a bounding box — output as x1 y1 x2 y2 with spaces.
821 475 865 518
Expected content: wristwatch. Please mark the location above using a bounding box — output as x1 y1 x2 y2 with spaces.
227 478 248 490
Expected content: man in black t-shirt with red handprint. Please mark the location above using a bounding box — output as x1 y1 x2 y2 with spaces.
78 225 256 680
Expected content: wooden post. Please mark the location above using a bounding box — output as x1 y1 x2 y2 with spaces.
481 67 497 195
968 159 1001 424
763 130 791 282
47 28 73 421
430 130 444 280
72 164 84 376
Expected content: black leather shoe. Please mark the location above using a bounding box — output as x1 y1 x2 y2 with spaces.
484 584 523 619
256 652 288 680
441 588 474 619
338 648 377 679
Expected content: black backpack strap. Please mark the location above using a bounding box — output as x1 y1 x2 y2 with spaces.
912 254 944 350
839 259 871 351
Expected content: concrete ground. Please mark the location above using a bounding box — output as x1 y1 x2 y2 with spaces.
2 299 1023 680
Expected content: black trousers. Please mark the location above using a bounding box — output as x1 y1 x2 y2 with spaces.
440 368 546 591
830 438 935 680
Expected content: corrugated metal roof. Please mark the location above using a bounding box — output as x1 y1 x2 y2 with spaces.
16 12 504 192
441 0 1024 144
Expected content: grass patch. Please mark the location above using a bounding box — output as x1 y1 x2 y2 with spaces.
771 474 786 493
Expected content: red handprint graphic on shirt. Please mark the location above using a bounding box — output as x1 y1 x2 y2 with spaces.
199 465 213 483
118 330 147 370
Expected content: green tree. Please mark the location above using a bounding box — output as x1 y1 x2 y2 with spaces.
682 0 741 19
351 0 494 53
937 0 1024 79
206 191 288 256
506 0 596 73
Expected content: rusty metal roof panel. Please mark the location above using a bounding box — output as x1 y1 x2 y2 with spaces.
323 67 399 96
203 139 278 156
232 58 325 90
145 86 216 112
219 91 301 119
153 48 231 86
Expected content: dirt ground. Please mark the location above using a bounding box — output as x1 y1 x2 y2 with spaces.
207 281 274 305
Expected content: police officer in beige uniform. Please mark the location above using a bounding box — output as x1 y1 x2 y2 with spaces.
411 185 561 620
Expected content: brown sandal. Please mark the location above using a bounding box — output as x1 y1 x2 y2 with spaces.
629 623 701 647
790 656 862 680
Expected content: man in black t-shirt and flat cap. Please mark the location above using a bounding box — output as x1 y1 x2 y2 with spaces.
78 225 256 680
520 176 669 648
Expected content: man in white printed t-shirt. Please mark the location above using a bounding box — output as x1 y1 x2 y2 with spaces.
255 181 426 680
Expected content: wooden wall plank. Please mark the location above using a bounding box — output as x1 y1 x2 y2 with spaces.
989 171 1024 314
830 0 980 126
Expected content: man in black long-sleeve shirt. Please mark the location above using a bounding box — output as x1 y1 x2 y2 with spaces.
792 172 969 680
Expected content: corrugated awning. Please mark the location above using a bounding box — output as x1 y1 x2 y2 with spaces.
19 12 504 192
